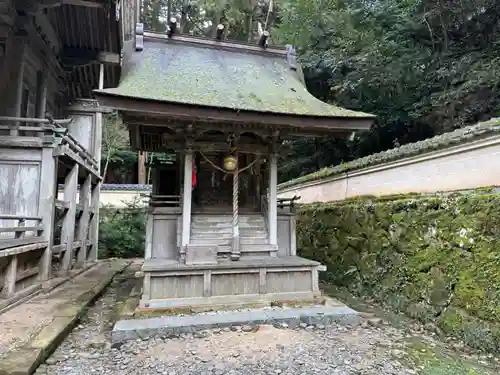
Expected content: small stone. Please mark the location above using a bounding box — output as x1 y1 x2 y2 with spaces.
212 328 222 334
231 352 240 358
368 318 383 327
241 325 254 332
392 349 405 359
45 358 57 365
230 325 241 332
194 330 208 338
299 323 308 329
305 325 315 330
111 342 124 350
316 324 326 330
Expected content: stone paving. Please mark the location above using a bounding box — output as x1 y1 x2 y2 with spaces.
36 281 428 375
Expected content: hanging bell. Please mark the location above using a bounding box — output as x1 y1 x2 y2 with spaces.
223 155 237 171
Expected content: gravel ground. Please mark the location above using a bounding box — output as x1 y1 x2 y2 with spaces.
35 280 427 375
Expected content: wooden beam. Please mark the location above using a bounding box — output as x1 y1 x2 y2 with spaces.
138 140 290 156
144 31 287 58
60 47 120 66
34 11 61 54
98 51 120 64
40 0 106 9
96 94 374 133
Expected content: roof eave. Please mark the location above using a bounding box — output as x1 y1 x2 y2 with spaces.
94 91 374 133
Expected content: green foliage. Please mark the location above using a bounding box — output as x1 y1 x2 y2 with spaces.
279 118 500 189
98 199 146 259
275 0 500 182
297 192 500 352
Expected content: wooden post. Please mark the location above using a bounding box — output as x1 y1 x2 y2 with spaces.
268 152 278 248
61 163 79 271
89 63 104 260
181 150 193 252
138 151 147 184
88 182 100 260
38 148 58 281
2 255 18 297
35 70 48 137
77 173 92 265
10 41 27 135
255 159 261 209
144 213 153 259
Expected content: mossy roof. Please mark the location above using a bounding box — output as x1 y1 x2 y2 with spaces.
96 39 374 119
279 118 500 190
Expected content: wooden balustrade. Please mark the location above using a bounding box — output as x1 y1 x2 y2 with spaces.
145 194 182 207
0 214 48 299
0 115 101 302
277 195 301 212
0 116 100 175
0 214 45 250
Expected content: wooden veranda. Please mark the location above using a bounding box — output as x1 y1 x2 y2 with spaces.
0 0 135 308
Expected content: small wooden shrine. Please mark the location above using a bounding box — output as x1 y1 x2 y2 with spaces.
95 24 374 310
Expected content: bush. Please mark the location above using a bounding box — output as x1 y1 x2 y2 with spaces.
297 192 500 352
98 199 146 259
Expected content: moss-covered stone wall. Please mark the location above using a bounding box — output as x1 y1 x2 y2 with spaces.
297 192 500 352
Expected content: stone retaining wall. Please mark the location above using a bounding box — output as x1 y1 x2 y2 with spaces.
296 192 500 352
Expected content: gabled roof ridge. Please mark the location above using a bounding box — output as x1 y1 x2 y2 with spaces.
143 31 288 57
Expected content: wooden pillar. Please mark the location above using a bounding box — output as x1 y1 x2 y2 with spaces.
38 148 58 281
61 164 79 272
87 182 100 260
138 151 147 184
255 159 261 209
76 174 92 265
268 152 278 248
35 70 48 137
9 41 27 135
89 63 104 260
144 213 153 260
181 150 193 251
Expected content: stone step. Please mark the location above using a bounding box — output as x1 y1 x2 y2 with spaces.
192 217 265 223
191 238 270 245
214 244 278 253
191 226 266 232
191 233 268 239
191 223 265 228
191 229 268 234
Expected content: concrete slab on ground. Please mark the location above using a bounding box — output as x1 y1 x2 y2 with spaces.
112 301 361 343
0 259 130 375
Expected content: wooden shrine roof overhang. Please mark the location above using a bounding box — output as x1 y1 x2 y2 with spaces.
13 0 130 101
94 32 375 138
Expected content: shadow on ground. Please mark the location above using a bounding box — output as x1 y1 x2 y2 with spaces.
324 285 499 375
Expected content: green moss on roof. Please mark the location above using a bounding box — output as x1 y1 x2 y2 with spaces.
97 40 373 118
279 118 500 190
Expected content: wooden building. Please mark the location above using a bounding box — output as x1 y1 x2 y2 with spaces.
0 0 134 306
95 24 375 310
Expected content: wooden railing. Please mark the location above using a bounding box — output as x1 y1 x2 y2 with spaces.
0 214 48 299
145 194 182 207
0 214 45 250
260 195 269 231
0 116 99 173
277 195 301 213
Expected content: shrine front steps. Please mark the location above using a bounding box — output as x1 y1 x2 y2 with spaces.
139 256 326 311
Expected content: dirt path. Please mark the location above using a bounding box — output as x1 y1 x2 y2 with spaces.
32 279 500 375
